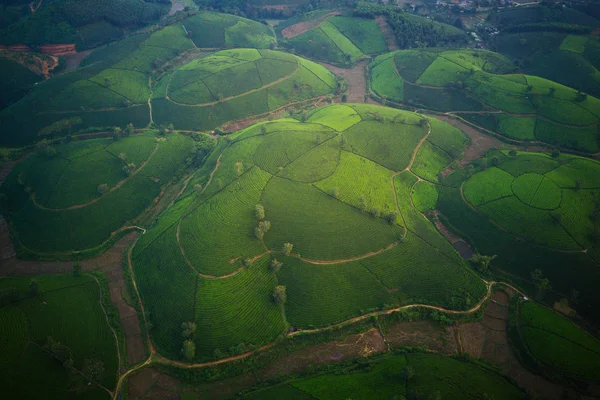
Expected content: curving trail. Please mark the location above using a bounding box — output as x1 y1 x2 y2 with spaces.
29 143 159 211
294 242 398 265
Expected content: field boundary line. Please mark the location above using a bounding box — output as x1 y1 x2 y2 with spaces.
29 341 114 397
28 143 159 211
90 274 122 383
165 59 300 107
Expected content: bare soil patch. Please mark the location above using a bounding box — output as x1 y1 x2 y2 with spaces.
385 320 458 354
375 16 400 51
62 49 93 73
458 290 564 399
281 11 341 39
320 60 368 102
260 327 386 379
168 0 185 16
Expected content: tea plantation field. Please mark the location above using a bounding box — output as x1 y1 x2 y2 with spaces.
369 49 600 153
0 274 118 399
152 48 337 130
0 132 194 255
282 15 388 66
0 12 278 147
243 353 526 399
131 103 487 361
493 32 600 98
514 300 600 382
438 150 600 323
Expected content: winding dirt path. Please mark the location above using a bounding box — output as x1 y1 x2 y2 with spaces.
375 16 400 51
295 242 399 265
29 143 159 211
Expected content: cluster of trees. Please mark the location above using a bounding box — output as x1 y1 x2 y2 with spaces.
181 321 197 361
0 0 169 46
254 204 272 240
354 1 468 49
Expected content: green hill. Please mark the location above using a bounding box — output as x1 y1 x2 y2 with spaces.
438 150 600 323
131 103 487 361
369 49 600 153
151 48 338 130
511 299 600 382
0 132 196 256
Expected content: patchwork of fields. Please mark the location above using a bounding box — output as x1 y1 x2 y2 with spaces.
131 103 487 360
282 15 388 66
0 132 194 254
152 48 337 130
369 49 600 153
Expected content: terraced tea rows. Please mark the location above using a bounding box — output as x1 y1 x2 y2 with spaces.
131 103 487 361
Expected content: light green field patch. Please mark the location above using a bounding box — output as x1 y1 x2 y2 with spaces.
319 21 363 61
263 177 404 261
498 114 536 140
328 16 387 54
90 68 150 103
279 137 341 183
411 141 452 183
545 158 600 188
297 57 337 89
560 35 588 54
417 56 469 87
169 80 214 104
464 166 515 206
315 151 396 213
512 172 544 204
308 104 361 131
412 181 438 212
370 56 403 102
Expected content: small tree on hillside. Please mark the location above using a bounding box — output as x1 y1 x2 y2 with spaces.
118 152 127 163
282 242 293 256
255 204 265 220
123 163 136 176
181 322 196 338
97 183 109 195
468 253 497 274
124 123 135 136
182 340 195 361
531 269 551 300
332 187 340 199
272 285 287 305
193 183 203 196
259 220 271 233
270 258 283 273
234 161 244 176
255 226 265 240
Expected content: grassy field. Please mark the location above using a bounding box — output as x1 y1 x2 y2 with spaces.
0 132 193 254
244 353 525 399
370 48 600 152
132 103 484 360
152 49 336 130
0 52 43 110
284 15 386 66
517 300 600 381
0 274 117 398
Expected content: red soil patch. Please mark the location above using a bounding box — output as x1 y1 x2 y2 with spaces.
320 60 368 103
281 11 341 39
375 16 400 51
39 44 77 57
260 327 386 379
385 320 458 354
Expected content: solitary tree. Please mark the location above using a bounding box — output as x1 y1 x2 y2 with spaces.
270 258 283 273
242 258 253 268
259 220 271 233
234 161 244 176
118 152 127 163
124 123 135 136
97 183 109 195
332 187 340 199
282 242 293 256
468 253 496 273
182 340 195 361
531 269 551 300
193 183 203 196
372 207 381 218
272 285 287 305
255 204 265 220
181 322 196 338
255 226 265 240
359 196 367 211
123 163 136 176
